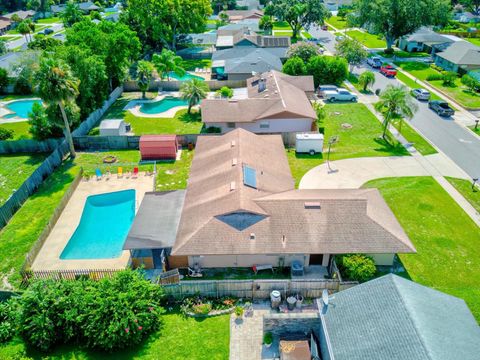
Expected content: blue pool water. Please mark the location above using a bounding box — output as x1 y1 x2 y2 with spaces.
2 99 43 119
60 190 136 260
139 96 189 114
168 71 205 81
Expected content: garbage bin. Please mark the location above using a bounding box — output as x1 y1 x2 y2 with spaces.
270 290 281 309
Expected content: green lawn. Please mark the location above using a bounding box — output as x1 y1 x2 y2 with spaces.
0 153 47 206
99 92 203 135
180 59 212 71
429 79 480 109
363 177 480 322
346 30 386 48
274 31 293 37
469 125 480 135
466 38 480 46
302 31 312 39
391 119 437 156
0 311 230 359
286 103 409 186
395 71 442 101
326 16 348 30
445 177 480 213
36 17 60 24
377 50 429 58
0 122 32 140
393 61 439 81
272 21 292 30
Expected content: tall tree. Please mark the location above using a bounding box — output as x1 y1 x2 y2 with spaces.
259 15 273 35
267 0 330 39
136 60 154 98
34 57 80 157
180 78 209 114
282 56 307 76
60 0 84 27
355 0 451 50
17 20 33 43
152 49 185 81
460 0 480 15
335 38 368 72
374 85 417 142
27 0 53 18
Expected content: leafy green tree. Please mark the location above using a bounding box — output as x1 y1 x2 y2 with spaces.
307 55 348 87
267 0 330 39
337 5 352 20
0 68 8 93
286 41 322 62
17 20 33 43
0 127 14 141
28 102 74 140
10 14 22 24
335 38 368 72
461 74 480 92
355 0 451 50
34 57 80 157
28 36 62 50
282 56 307 76
61 0 84 27
460 0 480 15
136 60 154 98
0 299 18 343
216 86 233 98
90 10 102 20
442 71 457 86
358 71 375 92
152 48 185 81
180 78 209 113
211 0 236 13
259 15 273 35
374 84 417 141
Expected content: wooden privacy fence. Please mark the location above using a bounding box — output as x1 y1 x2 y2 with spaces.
22 268 121 284
161 278 356 300
0 138 62 154
20 169 83 277
123 79 246 92
0 87 123 229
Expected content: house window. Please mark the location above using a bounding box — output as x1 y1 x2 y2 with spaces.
227 122 236 128
259 121 270 129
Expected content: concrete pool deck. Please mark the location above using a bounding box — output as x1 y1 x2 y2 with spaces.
31 174 154 271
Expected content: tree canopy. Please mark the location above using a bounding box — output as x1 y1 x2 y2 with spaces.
354 0 451 49
60 0 84 27
266 0 330 38
335 38 368 72
282 56 307 76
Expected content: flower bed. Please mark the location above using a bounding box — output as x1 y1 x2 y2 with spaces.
180 296 238 317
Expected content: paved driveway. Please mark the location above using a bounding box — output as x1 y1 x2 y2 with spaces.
299 154 469 189
352 65 480 179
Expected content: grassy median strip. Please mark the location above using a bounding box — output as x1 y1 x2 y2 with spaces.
391 119 437 156
445 177 480 214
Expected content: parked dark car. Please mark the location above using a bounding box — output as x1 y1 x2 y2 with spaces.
428 100 455 117
42 28 54 35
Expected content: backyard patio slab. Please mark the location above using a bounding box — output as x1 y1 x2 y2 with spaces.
31 174 154 271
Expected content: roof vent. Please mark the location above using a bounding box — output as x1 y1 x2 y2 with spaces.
258 78 267 92
230 181 236 191
232 158 237 166
304 202 321 209
250 233 256 240
231 140 235 148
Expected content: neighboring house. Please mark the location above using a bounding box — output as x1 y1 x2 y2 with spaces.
222 10 263 23
318 274 480 360
0 17 12 35
51 1 100 14
398 27 454 53
0 51 39 77
168 129 415 269
3 10 36 21
323 0 353 11
211 48 286 81
453 11 480 23
236 0 260 10
434 40 480 72
203 70 316 132
216 24 290 49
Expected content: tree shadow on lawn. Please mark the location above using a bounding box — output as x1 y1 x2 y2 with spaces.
373 137 410 156
178 111 201 123
2 153 49 167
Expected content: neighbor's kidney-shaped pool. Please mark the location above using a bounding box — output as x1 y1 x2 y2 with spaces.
60 189 136 260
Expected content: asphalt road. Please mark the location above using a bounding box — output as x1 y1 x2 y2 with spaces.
309 25 337 54
353 65 480 179
6 23 64 50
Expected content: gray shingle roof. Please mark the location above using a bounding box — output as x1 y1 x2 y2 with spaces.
405 27 453 46
212 47 284 74
320 274 480 360
435 41 480 66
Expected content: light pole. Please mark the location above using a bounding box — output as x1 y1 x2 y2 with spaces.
327 135 339 172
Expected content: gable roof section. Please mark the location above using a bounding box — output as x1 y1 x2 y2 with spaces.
436 40 480 66
405 27 453 46
320 274 480 360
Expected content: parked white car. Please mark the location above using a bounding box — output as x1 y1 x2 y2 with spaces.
411 88 431 101
323 88 358 102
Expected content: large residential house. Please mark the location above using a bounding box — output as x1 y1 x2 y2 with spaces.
222 9 263 23
398 27 455 53
203 70 316 133
318 274 480 360
2 10 36 21
434 40 480 72
0 17 12 35
51 1 99 14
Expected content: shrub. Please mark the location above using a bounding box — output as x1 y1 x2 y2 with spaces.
204 126 221 133
426 73 444 81
461 74 480 92
0 127 14 141
441 71 458 86
0 299 19 343
216 86 233 98
383 48 394 55
14 76 32 95
286 42 322 62
234 306 244 317
192 303 212 315
430 64 444 72
282 56 307 76
0 68 8 93
336 254 376 282
263 332 273 345
307 55 349 87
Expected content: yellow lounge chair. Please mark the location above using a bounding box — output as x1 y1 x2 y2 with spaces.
117 167 123 178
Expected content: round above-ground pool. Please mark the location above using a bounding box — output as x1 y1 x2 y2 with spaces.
138 96 189 115
167 71 205 81
1 99 43 120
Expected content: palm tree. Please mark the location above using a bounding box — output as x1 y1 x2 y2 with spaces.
34 57 80 157
374 85 417 142
358 71 375 92
17 20 32 43
136 60 154 99
152 49 185 81
180 79 209 114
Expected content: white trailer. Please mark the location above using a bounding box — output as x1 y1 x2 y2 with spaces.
295 133 324 154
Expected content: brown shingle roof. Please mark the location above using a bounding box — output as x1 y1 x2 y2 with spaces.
172 129 416 256
202 70 316 123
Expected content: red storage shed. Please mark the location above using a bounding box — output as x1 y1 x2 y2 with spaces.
140 135 178 160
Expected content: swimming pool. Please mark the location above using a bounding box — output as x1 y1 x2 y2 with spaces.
139 96 189 114
1 99 43 119
168 71 205 81
60 190 135 260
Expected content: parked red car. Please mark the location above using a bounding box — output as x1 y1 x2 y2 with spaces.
380 65 397 77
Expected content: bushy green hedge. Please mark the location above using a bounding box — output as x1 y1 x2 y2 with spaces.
0 299 18 343
4 270 165 352
336 254 376 282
